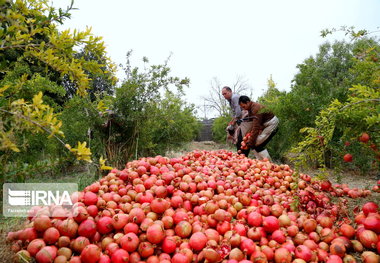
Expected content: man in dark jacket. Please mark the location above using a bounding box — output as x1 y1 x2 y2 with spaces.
238 95 279 161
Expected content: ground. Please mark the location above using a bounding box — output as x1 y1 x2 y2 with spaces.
0 141 379 262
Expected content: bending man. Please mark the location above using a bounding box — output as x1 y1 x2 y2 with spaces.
222 86 250 156
238 95 279 161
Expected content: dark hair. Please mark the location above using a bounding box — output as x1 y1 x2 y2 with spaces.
238 95 251 104
222 86 232 92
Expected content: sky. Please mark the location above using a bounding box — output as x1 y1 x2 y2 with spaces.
54 0 380 118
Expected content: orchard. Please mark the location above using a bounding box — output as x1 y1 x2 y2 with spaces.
1 3 379 262
6 150 380 263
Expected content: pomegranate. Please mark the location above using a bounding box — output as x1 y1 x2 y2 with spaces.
339 223 355 239
343 153 353 162
189 232 207 251
175 221 192 238
274 247 292 263
326 255 343 263
362 251 380 263
112 213 128 230
358 230 378 249
363 215 380 233
146 223 165 244
203 248 221 262
229 248 245 261
137 242 154 258
58 218 78 238
99 254 111 263
247 211 263 227
27 239 46 257
111 249 130 263
359 132 370 143
83 191 98 206
263 216 280 233
240 238 256 255
330 242 346 258
33 215 52 232
14 250 32 263
97 216 114 234
77 219 97 239
172 252 190 263
119 233 139 252
43 227 60 245
362 202 378 215
35 246 57 263
81 244 101 263
72 237 90 253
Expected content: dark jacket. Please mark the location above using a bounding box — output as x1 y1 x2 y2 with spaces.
245 102 275 147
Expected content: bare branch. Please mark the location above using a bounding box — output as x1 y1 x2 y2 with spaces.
201 75 252 117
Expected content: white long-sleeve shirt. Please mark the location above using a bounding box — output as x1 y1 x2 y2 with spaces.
228 93 242 118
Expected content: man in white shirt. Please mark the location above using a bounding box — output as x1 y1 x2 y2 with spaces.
222 86 250 156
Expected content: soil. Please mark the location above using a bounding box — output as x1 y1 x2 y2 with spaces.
1 141 379 262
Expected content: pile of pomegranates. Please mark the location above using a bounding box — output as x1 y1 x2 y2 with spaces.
6 150 380 263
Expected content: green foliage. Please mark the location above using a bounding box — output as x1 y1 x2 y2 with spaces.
140 91 200 155
283 40 355 135
258 37 380 167
321 26 369 40
258 76 287 160
59 95 105 159
62 49 116 101
102 52 199 167
291 85 379 173
290 32 380 174
0 0 115 182
212 114 230 143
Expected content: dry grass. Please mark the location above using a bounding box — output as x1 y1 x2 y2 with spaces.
0 217 27 262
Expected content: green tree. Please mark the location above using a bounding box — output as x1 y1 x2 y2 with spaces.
291 29 380 174
284 41 356 135
103 53 199 167
0 0 116 181
257 75 287 160
212 114 230 143
258 39 373 161
61 49 116 101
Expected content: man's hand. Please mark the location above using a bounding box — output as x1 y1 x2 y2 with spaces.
243 132 253 148
240 141 248 150
246 141 253 148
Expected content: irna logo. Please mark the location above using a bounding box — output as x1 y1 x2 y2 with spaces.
7 189 73 206
3 183 78 217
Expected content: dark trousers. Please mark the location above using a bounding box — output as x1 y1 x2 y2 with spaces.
251 128 278 152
